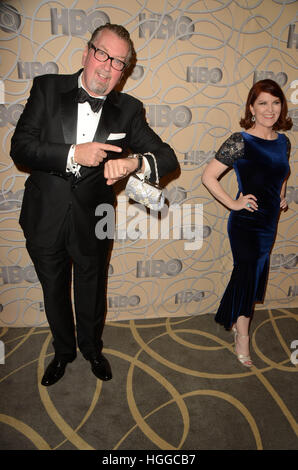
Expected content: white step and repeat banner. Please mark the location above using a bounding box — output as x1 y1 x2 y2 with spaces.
0 0 297 327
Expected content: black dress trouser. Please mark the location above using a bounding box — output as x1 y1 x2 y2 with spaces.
26 207 111 361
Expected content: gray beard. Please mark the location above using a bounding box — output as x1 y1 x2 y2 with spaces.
85 76 110 96
91 84 108 96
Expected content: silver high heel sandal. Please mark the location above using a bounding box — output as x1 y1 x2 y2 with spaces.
232 326 253 368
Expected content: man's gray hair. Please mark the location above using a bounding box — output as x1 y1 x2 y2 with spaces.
88 23 134 64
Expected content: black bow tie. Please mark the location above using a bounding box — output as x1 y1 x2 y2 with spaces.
76 87 104 113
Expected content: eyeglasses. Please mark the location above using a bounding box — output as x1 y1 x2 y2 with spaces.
89 44 127 71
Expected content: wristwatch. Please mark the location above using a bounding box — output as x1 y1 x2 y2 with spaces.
128 153 143 173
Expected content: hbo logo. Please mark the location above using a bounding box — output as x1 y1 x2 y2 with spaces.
108 295 140 309
0 4 21 33
253 71 288 86
0 104 24 127
17 62 58 79
139 13 194 41
0 266 38 285
145 105 192 128
175 290 205 304
286 186 298 204
186 66 223 83
270 254 297 270
50 8 110 36
136 259 182 278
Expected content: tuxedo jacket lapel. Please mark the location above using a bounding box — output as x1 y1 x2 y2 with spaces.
59 69 83 144
60 72 120 146
59 74 121 180
61 87 78 145
93 92 119 143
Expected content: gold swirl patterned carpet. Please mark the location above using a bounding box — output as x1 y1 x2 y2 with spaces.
0 308 297 451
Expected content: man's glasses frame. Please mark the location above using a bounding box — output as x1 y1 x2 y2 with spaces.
89 44 127 72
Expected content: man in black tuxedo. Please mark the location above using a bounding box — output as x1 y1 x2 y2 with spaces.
10 23 178 386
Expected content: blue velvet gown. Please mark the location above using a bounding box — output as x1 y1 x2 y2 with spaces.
214 131 290 329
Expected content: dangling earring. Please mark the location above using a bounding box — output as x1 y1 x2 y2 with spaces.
251 115 255 122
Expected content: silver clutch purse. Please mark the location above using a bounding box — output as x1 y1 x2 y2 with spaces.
125 153 165 211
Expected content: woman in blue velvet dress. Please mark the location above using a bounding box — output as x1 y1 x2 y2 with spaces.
202 79 292 367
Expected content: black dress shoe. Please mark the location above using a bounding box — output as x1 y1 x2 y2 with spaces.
41 358 69 386
89 354 112 381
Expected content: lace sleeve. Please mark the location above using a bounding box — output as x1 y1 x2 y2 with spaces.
215 132 244 167
285 135 291 160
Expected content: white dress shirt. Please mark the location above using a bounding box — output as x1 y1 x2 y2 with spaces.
66 74 150 179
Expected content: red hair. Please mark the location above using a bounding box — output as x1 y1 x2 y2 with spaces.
240 79 292 131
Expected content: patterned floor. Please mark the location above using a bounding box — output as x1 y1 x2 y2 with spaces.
0 308 297 450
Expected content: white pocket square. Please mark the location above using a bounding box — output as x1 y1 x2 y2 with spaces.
107 133 126 140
